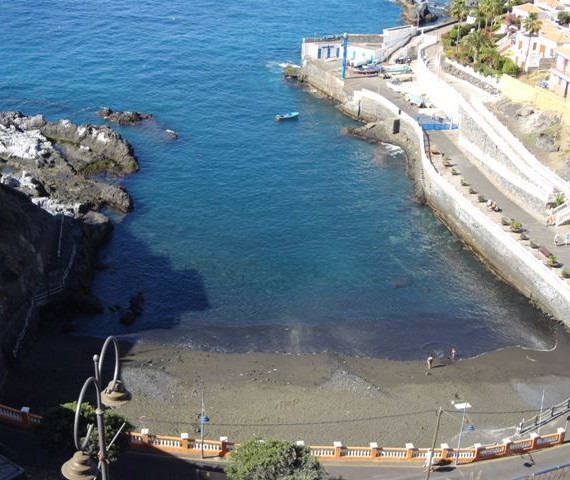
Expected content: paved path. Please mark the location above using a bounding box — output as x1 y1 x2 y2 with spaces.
339 39 570 280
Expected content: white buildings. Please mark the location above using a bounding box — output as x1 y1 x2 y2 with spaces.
509 3 570 71
301 26 416 64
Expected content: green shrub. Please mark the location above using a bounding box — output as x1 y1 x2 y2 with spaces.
227 439 326 480
478 194 486 203
36 402 133 463
510 218 523 232
501 58 519 76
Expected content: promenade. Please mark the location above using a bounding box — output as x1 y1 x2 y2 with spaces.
335 36 570 299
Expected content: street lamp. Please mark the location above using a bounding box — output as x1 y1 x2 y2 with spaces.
454 402 472 466
197 377 210 459
61 336 131 480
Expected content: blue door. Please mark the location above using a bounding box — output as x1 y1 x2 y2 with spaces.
317 48 322 59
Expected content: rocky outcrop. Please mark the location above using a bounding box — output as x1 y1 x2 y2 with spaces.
0 111 142 372
0 111 137 217
400 0 437 25
98 107 153 125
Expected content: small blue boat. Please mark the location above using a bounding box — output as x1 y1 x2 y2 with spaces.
275 111 300 122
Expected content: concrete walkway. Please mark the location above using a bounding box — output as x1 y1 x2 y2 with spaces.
338 44 570 283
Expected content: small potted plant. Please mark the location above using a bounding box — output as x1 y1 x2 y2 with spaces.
501 217 510 226
477 194 486 203
451 168 460 175
530 240 540 249
510 219 523 233
520 232 529 241
547 255 560 268
469 187 477 194
562 267 570 278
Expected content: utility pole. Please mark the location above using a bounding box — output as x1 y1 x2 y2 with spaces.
341 33 349 80
425 407 442 480
198 377 209 459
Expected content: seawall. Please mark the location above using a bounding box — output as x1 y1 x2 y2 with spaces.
298 53 570 328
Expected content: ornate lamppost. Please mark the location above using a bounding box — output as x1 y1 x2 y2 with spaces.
61 336 131 480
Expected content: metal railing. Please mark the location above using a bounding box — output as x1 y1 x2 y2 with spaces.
513 462 570 479
518 397 570 435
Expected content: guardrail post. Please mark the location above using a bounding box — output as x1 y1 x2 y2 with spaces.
19 407 30 428
221 436 229 457
405 443 415 460
440 443 451 462
333 441 343 458
141 428 150 447
472 443 482 461
369 442 379 458
530 432 539 449
502 437 512 456
181 432 189 450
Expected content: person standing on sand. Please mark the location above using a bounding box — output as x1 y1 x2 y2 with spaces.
427 355 434 369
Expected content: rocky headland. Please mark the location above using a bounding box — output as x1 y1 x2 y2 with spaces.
0 111 140 377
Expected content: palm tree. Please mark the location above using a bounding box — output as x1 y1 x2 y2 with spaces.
449 0 468 55
490 0 504 28
461 29 488 64
522 12 542 71
450 0 468 21
479 0 493 31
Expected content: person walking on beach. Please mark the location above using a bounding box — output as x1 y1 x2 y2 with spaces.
427 355 434 369
554 233 560 246
451 347 457 360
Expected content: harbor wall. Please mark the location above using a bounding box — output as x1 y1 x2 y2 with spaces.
299 56 570 328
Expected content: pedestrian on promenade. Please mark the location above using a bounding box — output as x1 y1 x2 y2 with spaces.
554 233 560 246
427 355 434 369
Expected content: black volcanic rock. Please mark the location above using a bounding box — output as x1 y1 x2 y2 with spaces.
0 111 138 216
99 107 153 125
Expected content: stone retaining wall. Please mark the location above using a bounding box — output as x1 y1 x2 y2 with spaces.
299 48 570 327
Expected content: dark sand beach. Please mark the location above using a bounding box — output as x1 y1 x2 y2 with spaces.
4 326 570 449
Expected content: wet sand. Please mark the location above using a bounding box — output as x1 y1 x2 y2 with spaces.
4 325 570 449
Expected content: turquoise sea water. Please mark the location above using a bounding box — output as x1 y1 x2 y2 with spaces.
0 0 558 358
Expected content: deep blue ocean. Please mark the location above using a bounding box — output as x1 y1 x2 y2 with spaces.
1 0 558 359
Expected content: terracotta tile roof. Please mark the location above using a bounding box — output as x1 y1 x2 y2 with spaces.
541 29 570 43
536 0 563 9
514 3 544 13
555 44 570 57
